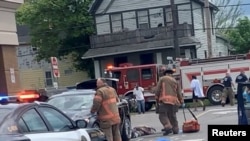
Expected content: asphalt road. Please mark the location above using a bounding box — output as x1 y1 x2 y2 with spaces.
130 105 237 141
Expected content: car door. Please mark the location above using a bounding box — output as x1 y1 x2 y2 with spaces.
17 107 90 141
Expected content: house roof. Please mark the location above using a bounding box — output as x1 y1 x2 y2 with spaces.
216 34 229 42
82 36 200 59
193 0 218 11
89 0 218 15
88 0 103 14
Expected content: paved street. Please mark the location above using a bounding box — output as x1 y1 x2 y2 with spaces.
131 105 237 141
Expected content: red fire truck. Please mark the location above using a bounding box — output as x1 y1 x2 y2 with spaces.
105 53 250 107
104 63 169 111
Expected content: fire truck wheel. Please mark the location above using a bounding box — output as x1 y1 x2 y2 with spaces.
207 86 224 105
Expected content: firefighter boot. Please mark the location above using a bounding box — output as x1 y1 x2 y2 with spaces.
163 128 172 136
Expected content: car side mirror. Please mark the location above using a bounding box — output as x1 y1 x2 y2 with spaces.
75 119 87 128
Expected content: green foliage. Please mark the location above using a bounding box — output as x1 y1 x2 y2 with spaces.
227 17 250 53
16 0 95 78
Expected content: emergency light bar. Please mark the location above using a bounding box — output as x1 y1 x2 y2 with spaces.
0 96 9 103
17 92 40 103
0 91 41 104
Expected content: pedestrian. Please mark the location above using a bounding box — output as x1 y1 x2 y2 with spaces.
221 73 235 107
155 69 184 136
191 75 206 111
133 84 145 114
236 70 248 83
90 78 121 141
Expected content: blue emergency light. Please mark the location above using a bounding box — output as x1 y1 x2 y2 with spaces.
0 94 9 104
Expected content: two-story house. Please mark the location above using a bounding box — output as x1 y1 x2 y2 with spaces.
82 0 220 78
17 25 89 90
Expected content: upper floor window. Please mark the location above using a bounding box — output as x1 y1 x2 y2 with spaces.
137 10 149 29
165 8 173 27
111 13 122 33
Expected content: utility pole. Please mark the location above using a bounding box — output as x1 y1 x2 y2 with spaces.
170 0 180 59
204 0 212 58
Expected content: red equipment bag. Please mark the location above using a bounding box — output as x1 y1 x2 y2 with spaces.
182 107 200 133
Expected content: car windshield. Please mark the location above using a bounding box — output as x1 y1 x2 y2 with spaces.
0 108 13 122
47 94 94 111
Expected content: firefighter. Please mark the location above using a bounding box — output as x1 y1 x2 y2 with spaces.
235 70 248 83
155 69 184 135
90 78 121 141
221 73 235 107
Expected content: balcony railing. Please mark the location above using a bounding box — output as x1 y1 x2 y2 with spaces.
90 23 194 48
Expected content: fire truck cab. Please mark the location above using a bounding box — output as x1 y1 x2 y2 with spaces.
104 63 170 111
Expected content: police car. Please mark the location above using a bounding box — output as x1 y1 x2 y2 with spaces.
0 94 106 141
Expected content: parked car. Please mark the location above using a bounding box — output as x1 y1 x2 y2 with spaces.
0 97 106 141
47 89 132 141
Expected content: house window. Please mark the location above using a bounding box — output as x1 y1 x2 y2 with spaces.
45 71 53 87
137 10 149 29
111 13 122 33
165 8 173 27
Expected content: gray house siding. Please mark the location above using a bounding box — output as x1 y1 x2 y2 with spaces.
191 1 216 59
215 36 230 56
96 0 190 14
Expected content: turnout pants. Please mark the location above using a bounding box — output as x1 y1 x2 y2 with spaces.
221 87 234 106
158 103 179 133
100 123 121 141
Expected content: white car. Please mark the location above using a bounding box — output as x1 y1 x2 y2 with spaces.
0 97 106 141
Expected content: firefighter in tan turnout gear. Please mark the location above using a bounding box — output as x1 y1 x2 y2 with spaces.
155 69 184 135
90 78 122 141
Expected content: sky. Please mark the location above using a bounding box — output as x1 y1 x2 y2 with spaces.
209 0 250 18
241 0 250 18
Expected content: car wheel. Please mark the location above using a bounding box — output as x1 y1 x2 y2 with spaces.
121 117 132 141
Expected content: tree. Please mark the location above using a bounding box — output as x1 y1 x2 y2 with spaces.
211 0 243 34
227 17 250 53
16 0 95 78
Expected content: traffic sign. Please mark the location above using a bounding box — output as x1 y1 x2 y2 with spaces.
51 57 58 69
50 57 60 78
53 69 60 78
